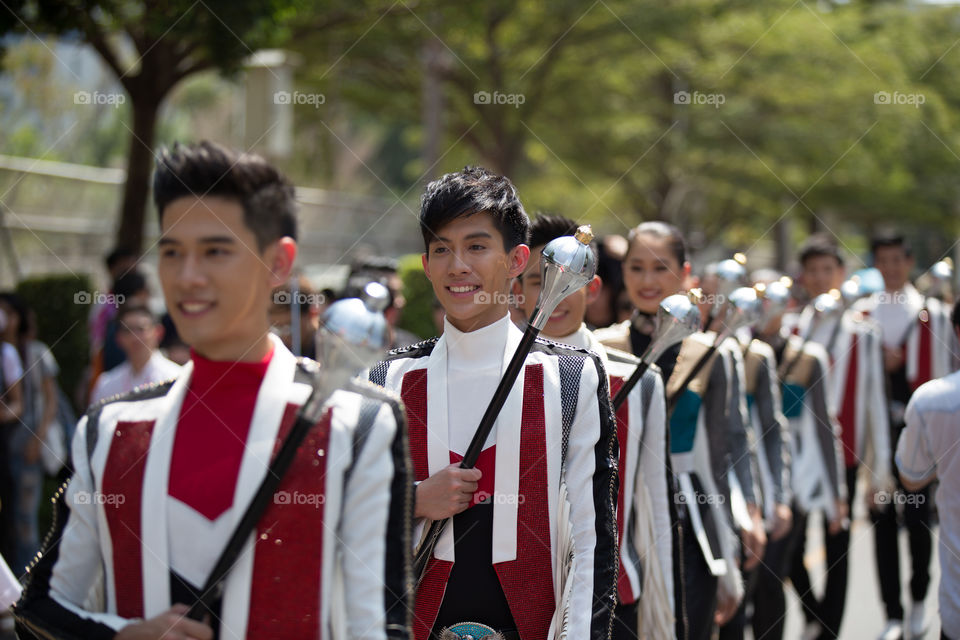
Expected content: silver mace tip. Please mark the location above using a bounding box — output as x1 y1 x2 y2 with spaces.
645 292 702 364
813 290 842 317
930 259 953 282
720 286 763 336
316 287 390 390
529 225 597 331
755 278 791 327
713 255 748 310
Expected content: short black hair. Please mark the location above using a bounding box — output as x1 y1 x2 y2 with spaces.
113 270 148 300
523 214 598 278
153 141 297 250
870 233 912 258
419 166 529 252
0 292 30 339
528 214 579 250
116 304 156 326
799 233 844 267
627 221 688 267
105 247 137 270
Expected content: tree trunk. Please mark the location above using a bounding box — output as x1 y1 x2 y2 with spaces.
115 97 159 255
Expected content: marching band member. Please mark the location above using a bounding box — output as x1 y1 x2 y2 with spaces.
596 222 745 640
369 168 619 640
784 233 890 640
861 234 960 639
14 142 413 640
514 214 673 640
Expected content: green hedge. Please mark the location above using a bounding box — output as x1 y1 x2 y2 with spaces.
396 253 437 340
16 274 92 413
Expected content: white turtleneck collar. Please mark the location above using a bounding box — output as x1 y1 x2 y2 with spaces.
548 323 608 366
443 313 513 371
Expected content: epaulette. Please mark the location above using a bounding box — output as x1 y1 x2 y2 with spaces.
87 377 178 416
381 336 439 361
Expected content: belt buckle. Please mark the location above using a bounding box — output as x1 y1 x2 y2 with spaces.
439 621 503 640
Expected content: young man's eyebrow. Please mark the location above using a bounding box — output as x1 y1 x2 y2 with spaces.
158 235 237 245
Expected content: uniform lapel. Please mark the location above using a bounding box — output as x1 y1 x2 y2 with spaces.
492 323 524 564
427 335 455 562
140 361 192 617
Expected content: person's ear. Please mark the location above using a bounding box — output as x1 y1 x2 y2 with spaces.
586 275 603 305
267 237 297 288
507 244 531 278
421 253 432 282
153 325 165 346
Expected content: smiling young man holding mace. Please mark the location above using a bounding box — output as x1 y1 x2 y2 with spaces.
368 167 619 640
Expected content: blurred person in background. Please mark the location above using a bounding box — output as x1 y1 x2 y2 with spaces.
348 256 420 348
0 306 24 577
89 305 181 406
596 222 746 640
87 247 138 355
585 234 628 329
895 299 960 640
861 233 959 639
159 313 191 366
0 294 60 575
269 274 321 359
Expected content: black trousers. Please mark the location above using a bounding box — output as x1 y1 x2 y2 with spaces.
611 601 638 640
0 423 16 567
750 509 804 640
677 516 719 640
871 441 932 620
788 465 858 639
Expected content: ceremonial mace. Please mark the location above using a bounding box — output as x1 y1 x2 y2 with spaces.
704 254 747 331
666 286 763 412
611 291 701 411
413 226 598 584
188 282 391 621
778 289 841 381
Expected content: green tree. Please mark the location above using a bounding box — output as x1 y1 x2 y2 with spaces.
1 0 302 254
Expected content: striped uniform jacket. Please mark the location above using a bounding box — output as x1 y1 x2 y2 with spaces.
15 336 413 640
368 322 619 640
778 334 847 518
570 325 673 616
739 337 791 525
857 286 960 392
786 307 892 489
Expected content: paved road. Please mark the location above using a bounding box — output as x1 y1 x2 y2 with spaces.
757 506 942 640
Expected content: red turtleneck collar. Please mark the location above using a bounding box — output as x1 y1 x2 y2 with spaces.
168 343 275 521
